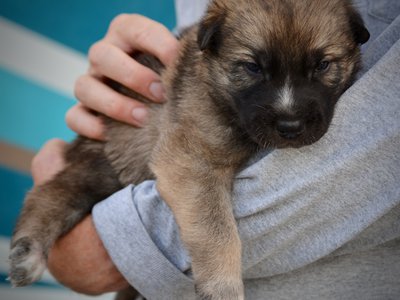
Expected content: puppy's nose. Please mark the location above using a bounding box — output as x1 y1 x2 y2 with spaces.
276 120 304 139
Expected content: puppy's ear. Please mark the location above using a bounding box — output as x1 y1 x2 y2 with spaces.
197 3 226 52
348 8 370 44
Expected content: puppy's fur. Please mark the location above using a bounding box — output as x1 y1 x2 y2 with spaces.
10 0 369 299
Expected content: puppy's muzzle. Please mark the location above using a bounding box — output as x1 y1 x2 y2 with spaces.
276 119 305 139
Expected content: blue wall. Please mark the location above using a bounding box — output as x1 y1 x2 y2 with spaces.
0 1 176 298
0 0 176 54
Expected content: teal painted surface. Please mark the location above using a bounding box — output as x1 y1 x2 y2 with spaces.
0 67 76 152
0 2 176 297
0 166 32 237
0 0 176 54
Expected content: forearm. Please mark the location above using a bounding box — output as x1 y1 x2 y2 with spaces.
47 215 129 295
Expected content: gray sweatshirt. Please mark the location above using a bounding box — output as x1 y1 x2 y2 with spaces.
93 1 400 299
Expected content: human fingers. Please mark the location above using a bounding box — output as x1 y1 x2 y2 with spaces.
88 41 165 103
31 139 67 186
105 14 179 67
65 103 106 141
74 75 149 128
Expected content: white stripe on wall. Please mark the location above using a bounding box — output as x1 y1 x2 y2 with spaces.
0 17 88 98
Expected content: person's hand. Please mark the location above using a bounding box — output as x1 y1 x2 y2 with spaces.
31 139 128 294
67 14 180 140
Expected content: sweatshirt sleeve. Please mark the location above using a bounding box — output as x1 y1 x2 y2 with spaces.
92 14 400 300
92 182 196 300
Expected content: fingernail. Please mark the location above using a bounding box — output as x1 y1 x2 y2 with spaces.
132 107 148 125
149 81 165 102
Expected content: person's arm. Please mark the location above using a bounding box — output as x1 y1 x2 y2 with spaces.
48 215 129 295
66 14 179 140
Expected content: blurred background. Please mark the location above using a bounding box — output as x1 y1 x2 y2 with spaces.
0 0 176 299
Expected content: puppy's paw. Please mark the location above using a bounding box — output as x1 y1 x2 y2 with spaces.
195 280 244 300
9 237 46 287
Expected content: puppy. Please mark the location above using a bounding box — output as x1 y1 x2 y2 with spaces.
9 0 369 299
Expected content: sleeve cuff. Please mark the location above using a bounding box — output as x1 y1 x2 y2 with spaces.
92 184 195 300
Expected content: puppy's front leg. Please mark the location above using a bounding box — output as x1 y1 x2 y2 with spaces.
152 158 244 300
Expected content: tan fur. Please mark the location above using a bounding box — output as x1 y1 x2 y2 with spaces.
10 1 368 299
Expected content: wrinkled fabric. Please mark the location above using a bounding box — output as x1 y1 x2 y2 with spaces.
93 1 400 299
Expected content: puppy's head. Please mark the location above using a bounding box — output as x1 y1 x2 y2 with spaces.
198 0 369 148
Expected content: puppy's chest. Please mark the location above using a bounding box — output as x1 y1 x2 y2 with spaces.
166 114 254 170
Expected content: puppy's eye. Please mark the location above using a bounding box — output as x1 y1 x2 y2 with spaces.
315 60 330 72
244 62 262 75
